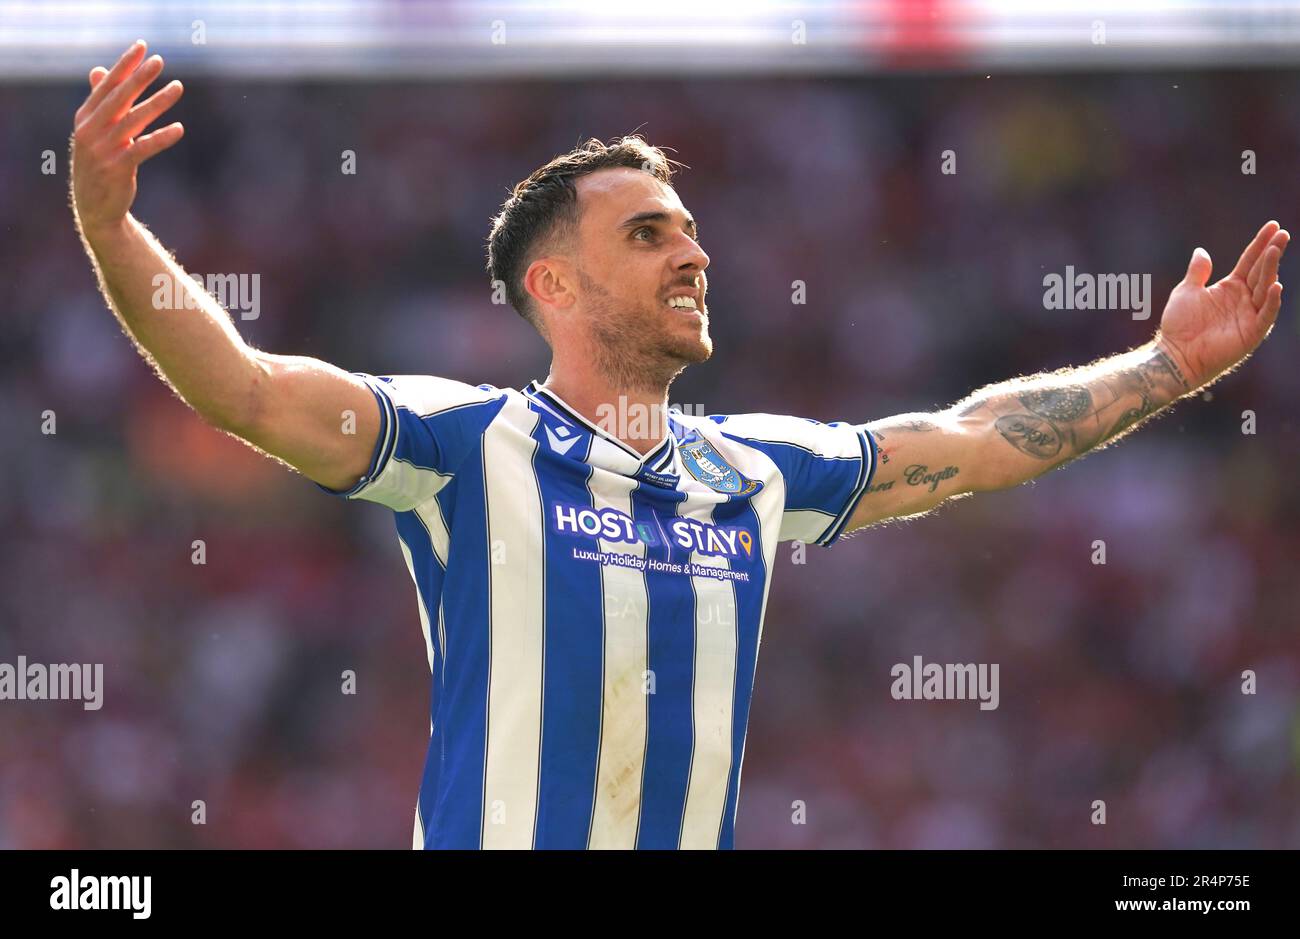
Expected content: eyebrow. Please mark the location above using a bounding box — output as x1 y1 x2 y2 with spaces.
618 211 698 239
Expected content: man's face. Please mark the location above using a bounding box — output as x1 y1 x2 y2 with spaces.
566 167 712 377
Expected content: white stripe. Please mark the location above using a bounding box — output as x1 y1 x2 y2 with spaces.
398 536 436 671
398 529 435 851
696 439 785 842
586 472 650 849
480 398 545 849
413 497 453 688
384 374 502 415
399 506 452 849
520 390 572 427
677 497 739 849
358 373 502 511
369 459 454 513
418 495 452 567
703 411 863 460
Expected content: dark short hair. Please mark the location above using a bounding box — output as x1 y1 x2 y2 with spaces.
485 135 679 332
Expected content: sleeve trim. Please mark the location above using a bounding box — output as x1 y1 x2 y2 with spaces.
814 426 878 547
314 374 398 499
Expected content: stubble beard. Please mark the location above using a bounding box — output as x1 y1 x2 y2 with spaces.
580 271 712 396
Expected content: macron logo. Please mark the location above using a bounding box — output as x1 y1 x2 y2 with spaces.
545 424 579 455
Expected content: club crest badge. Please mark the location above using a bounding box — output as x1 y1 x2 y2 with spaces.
680 440 760 495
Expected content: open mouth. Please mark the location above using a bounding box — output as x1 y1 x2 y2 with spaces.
665 295 701 314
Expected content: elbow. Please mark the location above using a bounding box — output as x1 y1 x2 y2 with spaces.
206 353 269 439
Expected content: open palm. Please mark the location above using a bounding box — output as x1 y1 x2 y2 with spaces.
1158 221 1288 389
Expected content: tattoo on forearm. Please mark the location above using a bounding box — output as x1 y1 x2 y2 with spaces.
989 345 1193 463
862 464 959 498
903 464 959 492
995 414 1063 458
1018 386 1093 423
1151 347 1191 391
858 346 1196 512
1105 406 1145 438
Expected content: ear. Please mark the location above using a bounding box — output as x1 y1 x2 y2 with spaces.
523 256 575 313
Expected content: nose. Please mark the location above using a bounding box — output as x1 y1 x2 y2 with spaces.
676 232 709 274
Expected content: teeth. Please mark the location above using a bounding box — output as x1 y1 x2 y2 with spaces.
667 296 698 310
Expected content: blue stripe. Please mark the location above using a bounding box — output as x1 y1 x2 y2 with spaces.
394 509 447 849
818 427 878 546
391 394 508 476
719 430 858 520
423 460 492 848
529 409 605 849
631 483 696 849
711 496 768 849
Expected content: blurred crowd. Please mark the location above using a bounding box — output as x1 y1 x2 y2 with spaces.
1 70 1298 848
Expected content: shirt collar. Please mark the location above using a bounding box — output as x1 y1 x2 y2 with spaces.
523 380 677 473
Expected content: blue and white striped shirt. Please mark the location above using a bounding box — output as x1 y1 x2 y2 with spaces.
320 374 877 849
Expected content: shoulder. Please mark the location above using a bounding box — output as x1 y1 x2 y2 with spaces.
364 374 513 416
679 409 864 459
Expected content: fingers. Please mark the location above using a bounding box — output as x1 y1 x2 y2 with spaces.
1250 246 1279 306
115 79 184 145
79 40 147 122
1183 247 1213 288
76 40 182 160
1259 282 1283 332
1251 236 1287 309
1247 229 1289 289
126 121 185 167
90 53 166 134
1230 220 1281 280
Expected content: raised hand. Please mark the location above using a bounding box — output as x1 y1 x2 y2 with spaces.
1156 221 1289 389
70 40 185 238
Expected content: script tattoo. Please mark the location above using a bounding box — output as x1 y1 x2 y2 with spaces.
903 464 959 492
996 414 1063 458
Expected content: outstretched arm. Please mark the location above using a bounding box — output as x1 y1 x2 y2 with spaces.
844 221 1288 533
71 40 380 492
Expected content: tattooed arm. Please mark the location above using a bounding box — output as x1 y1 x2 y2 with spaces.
843 341 1190 531
844 221 1289 534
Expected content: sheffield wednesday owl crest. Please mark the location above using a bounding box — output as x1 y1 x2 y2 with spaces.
679 438 760 495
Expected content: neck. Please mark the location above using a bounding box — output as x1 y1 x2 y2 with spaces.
540 363 675 457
